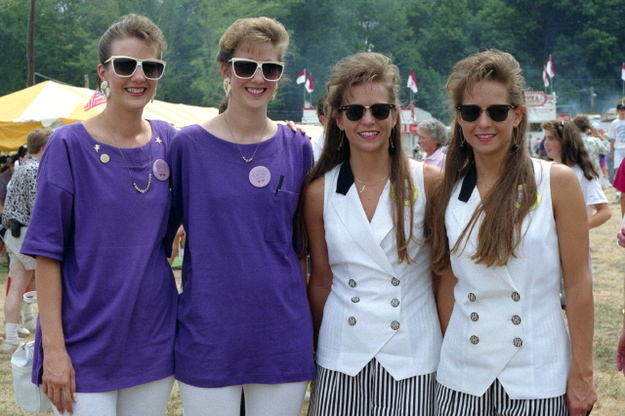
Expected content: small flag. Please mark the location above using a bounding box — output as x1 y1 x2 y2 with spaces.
407 70 418 93
542 66 550 88
546 55 555 78
621 63 625 82
83 90 107 111
296 69 306 85
305 73 315 93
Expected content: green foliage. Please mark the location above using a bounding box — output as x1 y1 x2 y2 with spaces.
1 0 624 121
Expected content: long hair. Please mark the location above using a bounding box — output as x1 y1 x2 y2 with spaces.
306 52 415 263
542 120 598 180
424 49 535 270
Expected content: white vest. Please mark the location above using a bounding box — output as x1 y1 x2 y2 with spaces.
437 158 570 399
316 159 442 380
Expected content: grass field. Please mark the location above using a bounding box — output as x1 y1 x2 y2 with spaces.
0 191 624 415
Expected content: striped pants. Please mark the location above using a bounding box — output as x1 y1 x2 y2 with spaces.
308 359 435 416
435 379 568 416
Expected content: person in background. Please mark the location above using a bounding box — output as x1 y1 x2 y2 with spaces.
311 96 327 162
305 52 441 416
416 118 447 169
168 16 314 416
425 49 596 416
543 120 611 230
21 14 177 415
573 115 609 187
2 128 50 351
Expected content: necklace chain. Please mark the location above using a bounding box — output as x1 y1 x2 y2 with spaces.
223 114 267 163
110 134 153 194
354 175 388 193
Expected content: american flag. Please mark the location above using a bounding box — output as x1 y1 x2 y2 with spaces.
83 90 107 111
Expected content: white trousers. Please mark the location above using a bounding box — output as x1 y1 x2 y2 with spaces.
179 381 308 416
53 376 174 416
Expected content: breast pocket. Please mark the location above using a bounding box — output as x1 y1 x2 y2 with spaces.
263 189 300 245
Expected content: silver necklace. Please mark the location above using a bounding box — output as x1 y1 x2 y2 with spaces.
111 135 153 194
223 114 267 163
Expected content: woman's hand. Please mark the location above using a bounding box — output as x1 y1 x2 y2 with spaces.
566 370 596 416
617 325 625 375
42 347 76 414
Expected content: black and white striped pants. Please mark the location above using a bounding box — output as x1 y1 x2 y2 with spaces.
435 379 568 416
308 359 435 416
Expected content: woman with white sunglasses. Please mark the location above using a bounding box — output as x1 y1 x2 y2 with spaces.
21 14 177 415
168 17 314 416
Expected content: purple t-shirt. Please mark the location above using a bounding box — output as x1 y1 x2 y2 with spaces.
21 120 178 392
169 123 315 387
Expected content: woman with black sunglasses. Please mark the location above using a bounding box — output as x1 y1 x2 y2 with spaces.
20 14 177 416
424 49 596 416
304 52 442 415
167 17 314 415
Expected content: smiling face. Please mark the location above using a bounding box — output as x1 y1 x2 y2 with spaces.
221 41 281 113
543 129 562 161
97 36 161 111
457 80 523 161
336 81 397 157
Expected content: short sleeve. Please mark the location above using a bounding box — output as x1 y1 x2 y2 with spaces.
581 176 607 206
20 132 75 261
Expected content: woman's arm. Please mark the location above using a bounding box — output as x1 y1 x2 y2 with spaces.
551 163 596 415
304 177 333 341
587 202 611 229
36 256 75 414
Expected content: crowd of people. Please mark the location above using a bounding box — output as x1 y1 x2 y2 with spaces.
1 12 624 416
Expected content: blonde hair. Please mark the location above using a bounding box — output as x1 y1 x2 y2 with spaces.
98 14 167 63
307 52 415 263
217 17 289 63
425 49 535 269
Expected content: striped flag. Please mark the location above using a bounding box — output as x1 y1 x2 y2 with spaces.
407 70 418 93
305 73 315 93
621 63 625 81
83 90 107 111
546 55 555 78
296 69 306 85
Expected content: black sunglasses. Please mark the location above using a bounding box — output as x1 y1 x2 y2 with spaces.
228 58 285 82
104 56 166 80
338 103 396 121
455 104 517 122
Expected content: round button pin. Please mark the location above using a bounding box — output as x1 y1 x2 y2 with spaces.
152 159 170 181
249 166 271 188
100 153 110 164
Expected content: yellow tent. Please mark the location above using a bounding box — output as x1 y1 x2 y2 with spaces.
0 81 218 152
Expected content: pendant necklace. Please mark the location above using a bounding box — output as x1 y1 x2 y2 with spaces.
111 134 153 194
223 114 267 163
354 175 388 193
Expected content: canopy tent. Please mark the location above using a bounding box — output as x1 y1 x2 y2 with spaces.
0 81 218 152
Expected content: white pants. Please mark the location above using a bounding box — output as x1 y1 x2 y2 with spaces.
179 381 308 416
53 376 173 416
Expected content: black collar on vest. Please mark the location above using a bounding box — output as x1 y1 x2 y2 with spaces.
336 160 355 195
458 164 477 202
